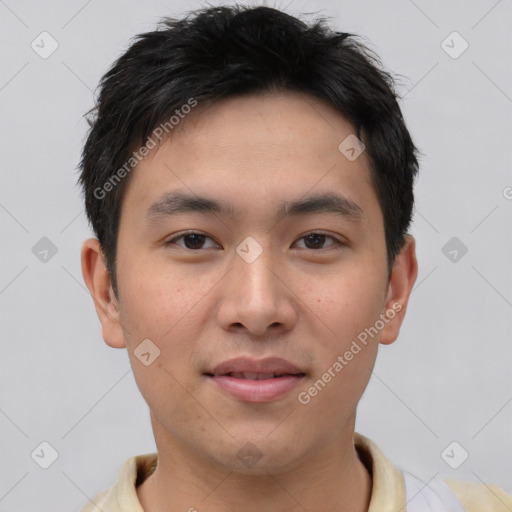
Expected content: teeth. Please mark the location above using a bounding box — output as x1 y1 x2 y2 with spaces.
228 372 283 380
255 373 275 380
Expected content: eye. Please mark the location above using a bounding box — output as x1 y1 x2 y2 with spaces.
294 232 342 250
165 232 219 250
164 231 343 251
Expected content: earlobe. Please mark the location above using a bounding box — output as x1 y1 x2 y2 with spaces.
379 235 418 345
81 238 126 349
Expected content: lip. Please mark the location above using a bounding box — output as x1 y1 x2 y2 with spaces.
205 357 306 403
210 357 304 376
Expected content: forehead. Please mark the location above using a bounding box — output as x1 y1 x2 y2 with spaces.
174 91 361 159
121 91 379 224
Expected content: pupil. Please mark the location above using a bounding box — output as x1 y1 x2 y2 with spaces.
185 234 204 249
305 234 324 249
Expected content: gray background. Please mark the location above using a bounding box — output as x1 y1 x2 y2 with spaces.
1 0 511 510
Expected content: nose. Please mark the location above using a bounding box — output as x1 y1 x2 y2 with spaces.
216 241 298 338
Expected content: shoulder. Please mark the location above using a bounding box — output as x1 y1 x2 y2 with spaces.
445 478 512 512
78 452 157 512
402 470 512 512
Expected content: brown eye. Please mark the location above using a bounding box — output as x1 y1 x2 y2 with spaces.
165 233 218 250
181 234 206 249
295 233 340 250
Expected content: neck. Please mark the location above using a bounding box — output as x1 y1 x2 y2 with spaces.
137 418 372 512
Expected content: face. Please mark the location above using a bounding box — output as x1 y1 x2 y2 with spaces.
83 91 416 475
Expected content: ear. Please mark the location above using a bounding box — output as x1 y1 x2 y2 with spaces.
81 238 126 349
379 235 418 345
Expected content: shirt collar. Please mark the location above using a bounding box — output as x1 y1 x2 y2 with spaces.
354 432 407 511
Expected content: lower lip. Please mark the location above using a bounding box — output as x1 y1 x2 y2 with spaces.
210 375 304 402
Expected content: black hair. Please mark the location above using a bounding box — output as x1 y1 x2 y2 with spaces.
78 4 420 299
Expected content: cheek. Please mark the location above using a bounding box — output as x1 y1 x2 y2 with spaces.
299 265 386 342
295 275 383 425
130 357 213 444
295 267 385 407
118 272 211 425
119 254 214 340
117 260 233 404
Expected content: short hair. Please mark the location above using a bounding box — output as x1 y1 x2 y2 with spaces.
78 4 420 298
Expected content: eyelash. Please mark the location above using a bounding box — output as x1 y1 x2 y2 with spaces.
164 231 345 252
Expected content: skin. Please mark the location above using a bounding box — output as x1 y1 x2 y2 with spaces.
82 91 417 512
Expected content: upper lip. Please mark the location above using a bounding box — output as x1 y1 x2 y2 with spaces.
207 357 305 376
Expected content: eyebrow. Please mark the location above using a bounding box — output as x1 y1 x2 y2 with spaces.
145 190 364 224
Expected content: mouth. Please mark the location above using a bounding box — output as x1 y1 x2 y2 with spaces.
204 357 306 403
209 371 305 380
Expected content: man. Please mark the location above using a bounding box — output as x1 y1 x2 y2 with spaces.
78 5 511 511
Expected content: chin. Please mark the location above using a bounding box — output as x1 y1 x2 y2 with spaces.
206 432 311 476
